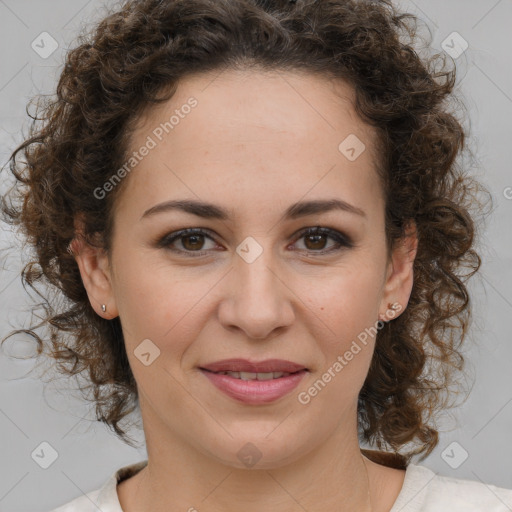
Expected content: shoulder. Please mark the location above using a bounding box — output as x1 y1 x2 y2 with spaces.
392 463 512 511
45 460 148 512
46 488 104 512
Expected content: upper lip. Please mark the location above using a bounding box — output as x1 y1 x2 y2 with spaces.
200 359 308 373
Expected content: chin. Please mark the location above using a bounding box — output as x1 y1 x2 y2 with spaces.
203 432 311 471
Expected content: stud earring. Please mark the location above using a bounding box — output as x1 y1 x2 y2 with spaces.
379 302 400 322
101 304 106 313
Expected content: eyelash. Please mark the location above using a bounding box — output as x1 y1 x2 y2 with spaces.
156 226 354 258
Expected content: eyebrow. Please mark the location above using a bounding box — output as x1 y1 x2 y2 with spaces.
140 198 367 222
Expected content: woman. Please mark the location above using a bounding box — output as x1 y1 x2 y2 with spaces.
2 0 511 511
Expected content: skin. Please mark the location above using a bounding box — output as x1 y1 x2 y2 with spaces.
71 68 418 512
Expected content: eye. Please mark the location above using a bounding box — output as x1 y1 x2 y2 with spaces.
290 226 354 254
156 226 354 257
158 228 219 256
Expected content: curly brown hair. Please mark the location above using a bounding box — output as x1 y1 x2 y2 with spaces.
1 0 491 465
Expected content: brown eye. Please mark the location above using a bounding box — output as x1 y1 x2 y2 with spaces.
157 228 219 257
157 226 354 258
181 233 206 251
303 232 329 250
292 226 354 254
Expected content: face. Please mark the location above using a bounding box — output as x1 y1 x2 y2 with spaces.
74 69 417 469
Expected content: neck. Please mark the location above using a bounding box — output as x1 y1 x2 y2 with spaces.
123 410 374 512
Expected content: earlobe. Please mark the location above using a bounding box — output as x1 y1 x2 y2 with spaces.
69 234 119 319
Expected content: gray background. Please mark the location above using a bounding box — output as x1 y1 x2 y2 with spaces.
0 1 511 511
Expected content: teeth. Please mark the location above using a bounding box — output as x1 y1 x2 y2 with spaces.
240 372 257 380
217 371 292 380
255 372 274 380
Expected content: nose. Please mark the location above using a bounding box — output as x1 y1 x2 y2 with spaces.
217 246 295 340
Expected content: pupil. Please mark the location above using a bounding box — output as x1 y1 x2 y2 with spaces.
306 234 326 250
183 234 203 250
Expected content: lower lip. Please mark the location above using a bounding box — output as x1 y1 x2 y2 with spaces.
200 369 307 404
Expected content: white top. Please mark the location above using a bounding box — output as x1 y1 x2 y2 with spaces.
48 459 512 512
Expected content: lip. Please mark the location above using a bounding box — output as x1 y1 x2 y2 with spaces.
200 368 308 404
199 359 309 404
200 358 307 373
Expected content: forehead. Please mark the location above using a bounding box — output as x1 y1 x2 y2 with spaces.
132 68 373 147
117 69 383 222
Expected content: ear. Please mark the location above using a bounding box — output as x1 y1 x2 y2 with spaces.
378 219 418 322
68 215 119 319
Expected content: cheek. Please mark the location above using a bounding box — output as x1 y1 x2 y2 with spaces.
113 250 172 322
113 255 212 357
299 263 384 335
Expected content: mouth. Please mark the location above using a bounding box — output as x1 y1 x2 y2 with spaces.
198 359 309 404
200 368 305 381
